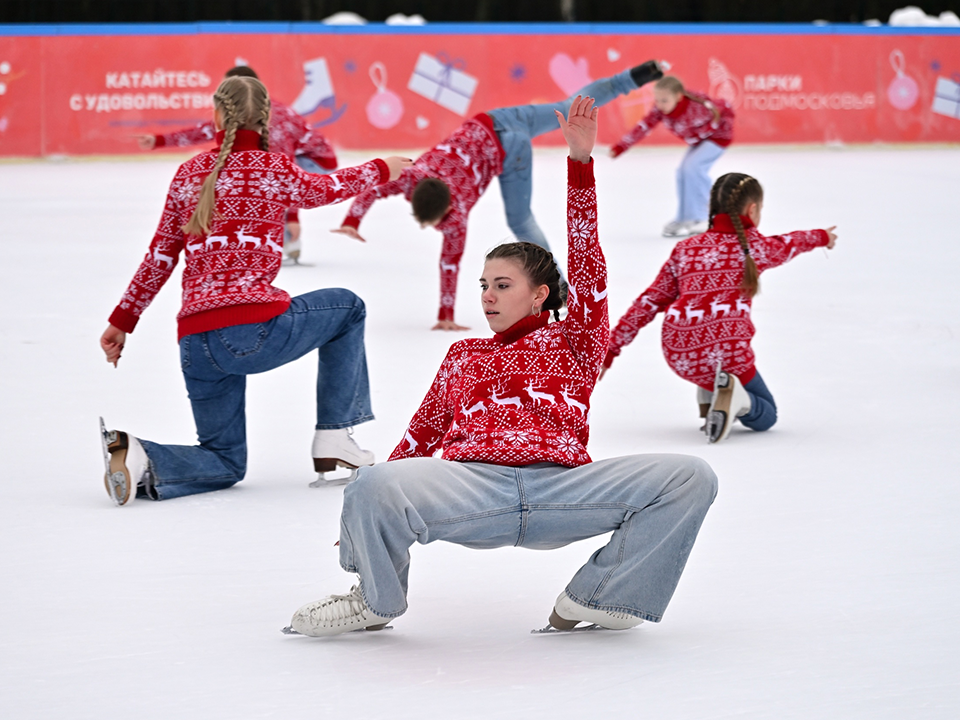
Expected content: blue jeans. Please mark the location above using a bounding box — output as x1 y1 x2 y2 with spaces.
139 289 373 500
676 140 725 223
338 454 718 622
488 69 638 252
739 370 778 431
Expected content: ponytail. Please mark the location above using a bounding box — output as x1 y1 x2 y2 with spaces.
709 173 763 299
182 76 270 236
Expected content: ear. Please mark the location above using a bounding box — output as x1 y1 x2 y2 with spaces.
214 108 224 131
533 283 550 305
745 202 761 225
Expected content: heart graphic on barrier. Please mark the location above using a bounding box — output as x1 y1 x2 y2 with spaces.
549 53 593 97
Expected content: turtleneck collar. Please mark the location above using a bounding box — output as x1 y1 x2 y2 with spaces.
214 128 263 152
667 95 690 118
493 312 550 345
710 213 755 233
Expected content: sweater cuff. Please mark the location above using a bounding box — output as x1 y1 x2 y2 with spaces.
603 347 619 369
567 156 595 188
317 154 337 170
342 215 361 230
153 135 166 149
372 158 390 184
285 208 300 223
109 306 139 334
815 229 830 246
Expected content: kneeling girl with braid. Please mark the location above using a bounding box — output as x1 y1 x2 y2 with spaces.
288 97 717 638
602 172 838 443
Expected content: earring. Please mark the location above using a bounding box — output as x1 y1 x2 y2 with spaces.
532 304 542 318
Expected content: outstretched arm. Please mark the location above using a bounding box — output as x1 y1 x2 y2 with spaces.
609 107 663 158
555 97 609 381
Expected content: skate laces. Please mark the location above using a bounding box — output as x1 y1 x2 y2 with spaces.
310 585 370 623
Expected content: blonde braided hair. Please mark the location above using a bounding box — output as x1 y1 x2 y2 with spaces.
182 76 270 236
708 173 763 299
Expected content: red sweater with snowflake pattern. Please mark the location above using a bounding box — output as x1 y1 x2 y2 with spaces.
612 92 734 155
342 113 505 322
388 158 606 467
605 215 829 389
109 129 388 341
154 98 337 223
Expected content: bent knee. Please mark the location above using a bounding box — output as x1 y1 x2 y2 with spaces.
681 455 719 502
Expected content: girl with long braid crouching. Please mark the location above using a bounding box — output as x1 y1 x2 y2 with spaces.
602 173 838 443
98 76 411 504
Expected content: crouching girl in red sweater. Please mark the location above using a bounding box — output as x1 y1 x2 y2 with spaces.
99 75 410 505
287 97 717 637
603 172 838 443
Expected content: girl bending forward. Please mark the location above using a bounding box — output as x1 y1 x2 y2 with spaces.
289 97 717 637
603 173 838 443
99 76 410 505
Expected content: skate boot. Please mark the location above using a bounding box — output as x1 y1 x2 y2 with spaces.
283 237 302 264
286 585 391 637
630 59 668 88
544 591 644 632
685 220 708 235
662 220 688 237
309 427 374 487
704 367 752 444
100 417 152 506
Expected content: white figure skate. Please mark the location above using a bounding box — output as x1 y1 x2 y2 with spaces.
284 585 391 637
99 417 151 506
704 366 752 443
309 428 374 486
532 591 645 634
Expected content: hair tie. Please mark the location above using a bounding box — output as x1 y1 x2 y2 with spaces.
743 245 751 256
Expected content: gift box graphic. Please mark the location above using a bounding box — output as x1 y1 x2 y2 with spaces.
407 52 478 116
931 75 960 120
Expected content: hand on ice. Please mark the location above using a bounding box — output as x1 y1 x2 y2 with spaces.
382 156 414 181
432 320 471 332
331 226 367 243
134 135 156 151
556 95 598 164
826 226 838 249
100 325 126 367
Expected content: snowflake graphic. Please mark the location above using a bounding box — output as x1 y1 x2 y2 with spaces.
527 328 560 352
556 434 579 455
703 345 726 371
568 212 596 243
174 178 201 205
699 247 722 269
234 272 260 292
215 172 243 195
257 173 283 199
673 355 695 375
503 430 530 444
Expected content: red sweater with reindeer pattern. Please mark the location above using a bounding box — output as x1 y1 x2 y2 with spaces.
605 215 829 389
341 114 505 322
612 92 734 155
388 158 606 467
109 129 388 341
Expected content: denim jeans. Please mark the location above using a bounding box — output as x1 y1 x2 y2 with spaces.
139 288 373 500
739 370 778 431
488 69 638 252
675 140 725 223
338 454 718 622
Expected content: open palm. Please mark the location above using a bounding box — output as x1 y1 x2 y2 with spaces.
555 95 598 163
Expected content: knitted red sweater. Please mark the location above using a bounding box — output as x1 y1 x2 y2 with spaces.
388 158 606 467
342 114 505 322
109 129 388 341
612 92 735 155
605 215 829 389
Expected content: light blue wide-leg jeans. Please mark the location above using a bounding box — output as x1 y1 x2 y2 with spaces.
488 69 639 251
675 140 725 223
139 288 373 500
339 454 717 622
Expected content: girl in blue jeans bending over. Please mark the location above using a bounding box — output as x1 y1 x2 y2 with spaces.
98 75 411 505
289 98 717 637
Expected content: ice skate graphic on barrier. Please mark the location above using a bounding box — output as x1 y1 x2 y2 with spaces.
292 57 347 128
407 52 478 116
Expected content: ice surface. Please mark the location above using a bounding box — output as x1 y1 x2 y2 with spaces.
1 144 958 719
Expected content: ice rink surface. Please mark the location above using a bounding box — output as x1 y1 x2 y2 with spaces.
1 143 958 719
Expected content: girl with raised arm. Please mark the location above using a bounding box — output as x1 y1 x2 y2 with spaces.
288 98 717 637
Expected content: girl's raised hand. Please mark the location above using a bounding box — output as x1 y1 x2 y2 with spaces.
555 95 598 164
826 226 838 249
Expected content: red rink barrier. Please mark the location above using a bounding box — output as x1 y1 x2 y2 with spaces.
1 24 959 156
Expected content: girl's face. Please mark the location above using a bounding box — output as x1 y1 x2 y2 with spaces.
653 87 682 114
480 258 550 333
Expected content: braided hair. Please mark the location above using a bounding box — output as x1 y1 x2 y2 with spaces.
182 76 271 236
485 241 567 321
708 173 763 298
